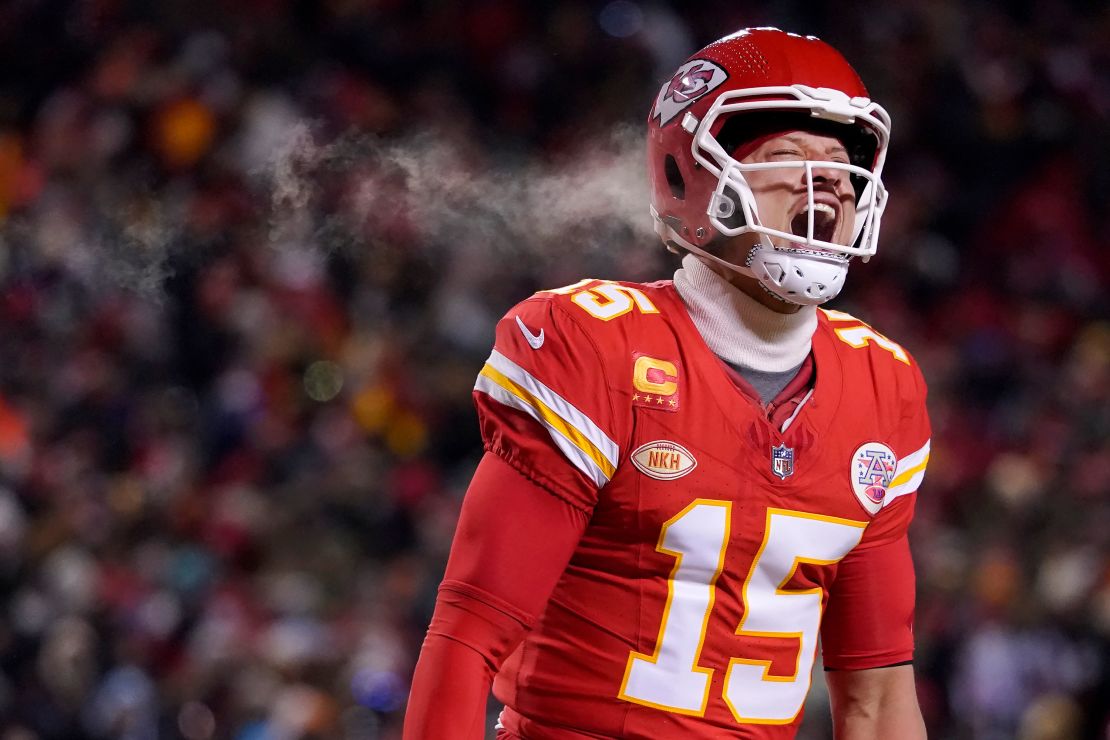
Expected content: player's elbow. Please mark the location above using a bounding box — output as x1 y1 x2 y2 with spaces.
827 664 926 740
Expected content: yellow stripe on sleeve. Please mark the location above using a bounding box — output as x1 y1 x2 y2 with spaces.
478 363 617 481
889 452 929 489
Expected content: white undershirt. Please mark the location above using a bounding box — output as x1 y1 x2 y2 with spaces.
672 254 816 374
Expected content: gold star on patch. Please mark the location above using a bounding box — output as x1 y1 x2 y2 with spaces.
632 394 640 402
655 396 664 405
668 398 677 407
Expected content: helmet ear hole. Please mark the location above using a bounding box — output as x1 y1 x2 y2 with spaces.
664 155 685 199
717 183 748 231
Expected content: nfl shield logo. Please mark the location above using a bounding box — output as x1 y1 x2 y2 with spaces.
771 443 795 480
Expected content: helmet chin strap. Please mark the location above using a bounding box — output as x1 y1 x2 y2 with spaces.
746 244 849 305
651 207 849 306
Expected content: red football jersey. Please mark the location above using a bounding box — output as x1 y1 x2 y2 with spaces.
472 279 931 738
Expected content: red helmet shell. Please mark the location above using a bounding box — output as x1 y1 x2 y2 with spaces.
648 28 875 249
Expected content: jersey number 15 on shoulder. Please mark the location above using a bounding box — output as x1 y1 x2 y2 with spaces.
822 309 910 365
545 280 660 321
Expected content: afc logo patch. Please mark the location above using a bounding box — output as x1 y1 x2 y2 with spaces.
632 354 680 412
850 442 897 515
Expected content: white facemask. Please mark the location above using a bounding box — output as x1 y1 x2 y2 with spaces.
652 84 891 305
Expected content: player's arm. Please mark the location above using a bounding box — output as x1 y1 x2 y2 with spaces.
819 309 932 738
826 663 925 740
821 529 926 739
405 294 621 738
821 438 930 736
403 453 589 739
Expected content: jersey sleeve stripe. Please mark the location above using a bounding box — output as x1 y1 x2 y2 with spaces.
885 468 926 502
484 351 619 468
475 352 619 486
890 453 929 490
891 439 930 486
474 370 615 486
885 439 930 503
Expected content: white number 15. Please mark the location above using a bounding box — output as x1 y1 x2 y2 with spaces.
618 501 866 724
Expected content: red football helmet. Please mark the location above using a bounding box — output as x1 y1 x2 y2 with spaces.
647 27 891 305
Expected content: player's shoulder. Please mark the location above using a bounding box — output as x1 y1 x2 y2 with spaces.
520 277 673 310
817 307 927 402
491 278 682 393
508 278 677 336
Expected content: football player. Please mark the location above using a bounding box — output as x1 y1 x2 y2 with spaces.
404 27 930 739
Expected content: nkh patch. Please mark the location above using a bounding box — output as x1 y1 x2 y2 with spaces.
632 354 680 412
771 442 794 480
651 59 728 126
850 441 897 515
631 440 697 481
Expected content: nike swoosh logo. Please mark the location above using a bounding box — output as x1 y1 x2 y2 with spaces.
515 315 545 349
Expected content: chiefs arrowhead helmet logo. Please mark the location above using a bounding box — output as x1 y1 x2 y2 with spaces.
665 64 715 103
651 59 728 126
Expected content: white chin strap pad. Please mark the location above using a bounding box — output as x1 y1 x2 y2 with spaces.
651 206 848 306
749 247 848 305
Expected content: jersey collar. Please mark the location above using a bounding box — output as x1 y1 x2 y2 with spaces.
673 254 817 373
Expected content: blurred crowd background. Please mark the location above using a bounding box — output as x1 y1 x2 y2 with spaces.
0 0 1107 738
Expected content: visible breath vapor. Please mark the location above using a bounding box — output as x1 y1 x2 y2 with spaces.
1 185 179 303
98 199 177 300
261 123 654 267
3 123 654 299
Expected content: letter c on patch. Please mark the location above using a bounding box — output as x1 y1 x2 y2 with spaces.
634 356 678 396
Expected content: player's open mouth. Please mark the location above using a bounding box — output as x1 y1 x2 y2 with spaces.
789 203 838 243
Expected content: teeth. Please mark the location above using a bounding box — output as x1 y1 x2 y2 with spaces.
790 203 839 239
